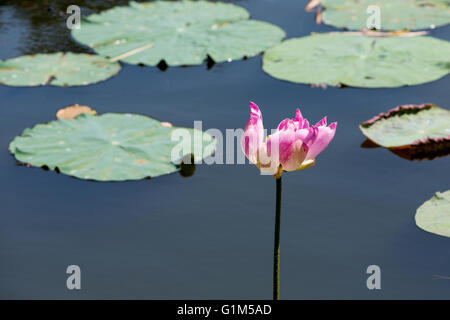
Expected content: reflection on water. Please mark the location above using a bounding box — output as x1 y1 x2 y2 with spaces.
0 0 149 55
360 139 450 161
360 139 379 149
179 162 196 178
0 0 240 56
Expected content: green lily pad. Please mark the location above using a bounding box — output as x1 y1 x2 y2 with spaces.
415 190 450 238
0 53 120 87
72 1 285 66
262 33 450 88
320 0 450 31
9 113 215 181
360 104 450 151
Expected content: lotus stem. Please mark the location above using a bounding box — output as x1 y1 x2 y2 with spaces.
273 175 282 300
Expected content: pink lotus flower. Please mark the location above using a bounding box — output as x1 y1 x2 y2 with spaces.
241 102 337 177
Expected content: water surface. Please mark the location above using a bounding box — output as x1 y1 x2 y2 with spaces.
0 0 449 299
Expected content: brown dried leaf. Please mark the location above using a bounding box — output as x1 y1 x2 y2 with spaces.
161 122 173 127
56 104 96 120
305 0 322 12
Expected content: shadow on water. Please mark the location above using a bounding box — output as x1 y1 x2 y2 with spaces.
360 139 450 161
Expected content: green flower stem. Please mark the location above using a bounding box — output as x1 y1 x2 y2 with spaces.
273 176 282 300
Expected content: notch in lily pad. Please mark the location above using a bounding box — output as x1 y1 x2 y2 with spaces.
9 111 216 181
360 104 450 160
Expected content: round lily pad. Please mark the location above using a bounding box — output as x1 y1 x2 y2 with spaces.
9 113 215 181
415 190 450 238
262 33 450 88
0 52 121 87
320 0 450 31
72 1 285 66
360 103 450 148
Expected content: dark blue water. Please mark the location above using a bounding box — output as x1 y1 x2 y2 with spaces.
0 0 449 299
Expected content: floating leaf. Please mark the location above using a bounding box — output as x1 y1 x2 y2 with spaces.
415 191 450 238
262 33 450 88
0 53 120 87
56 104 97 120
9 113 215 181
72 1 285 67
359 104 450 160
319 0 450 31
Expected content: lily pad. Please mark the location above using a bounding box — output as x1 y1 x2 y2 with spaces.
72 1 285 66
9 113 215 181
320 0 450 31
359 104 450 159
0 53 120 87
262 33 450 88
415 190 450 238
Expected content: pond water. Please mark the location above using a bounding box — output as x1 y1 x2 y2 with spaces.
0 0 449 299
